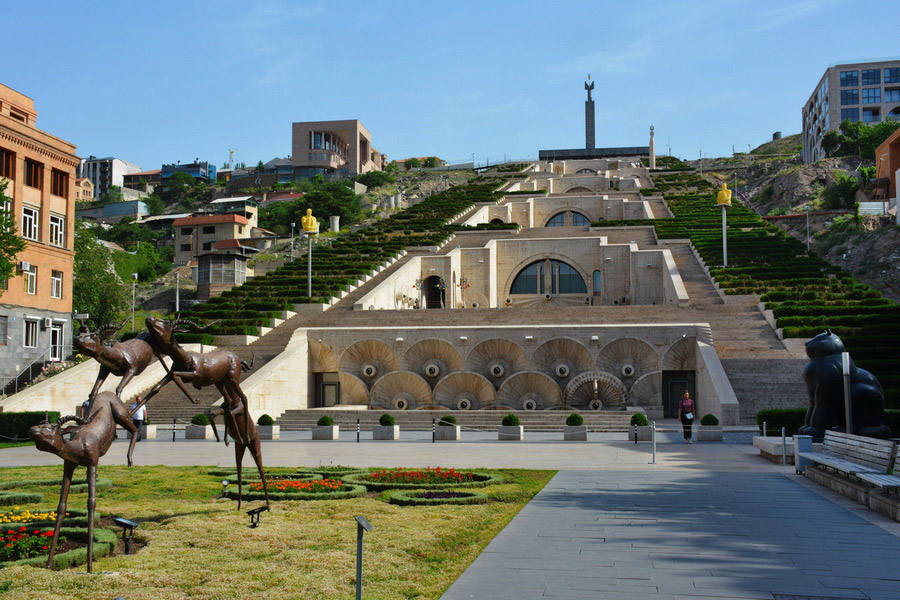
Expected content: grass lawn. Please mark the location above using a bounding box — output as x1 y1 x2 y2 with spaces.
0 442 32 449
0 465 554 599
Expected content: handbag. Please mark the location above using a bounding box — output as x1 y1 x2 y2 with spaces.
684 412 694 420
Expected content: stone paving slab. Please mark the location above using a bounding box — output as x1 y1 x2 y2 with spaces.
440 471 900 600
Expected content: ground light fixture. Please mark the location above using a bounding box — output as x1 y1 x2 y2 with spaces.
112 517 139 554
354 516 374 600
221 479 230 496
247 505 268 528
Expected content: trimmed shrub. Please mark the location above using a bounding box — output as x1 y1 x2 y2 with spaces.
191 414 210 426
566 413 584 427
389 490 490 506
379 414 395 427
700 414 719 426
756 408 806 436
226 483 366 502
0 477 112 498
439 415 457 426
630 413 649 427
501 414 520 427
257 414 275 427
0 411 61 442
342 470 503 492
316 415 334 427
0 491 43 506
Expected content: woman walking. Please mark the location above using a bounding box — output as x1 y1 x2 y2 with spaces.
678 390 695 443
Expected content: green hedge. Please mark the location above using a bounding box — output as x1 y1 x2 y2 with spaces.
0 526 117 570
0 491 43 506
341 471 502 492
225 483 366 501
0 411 61 442
0 477 112 495
756 408 806 436
388 490 489 506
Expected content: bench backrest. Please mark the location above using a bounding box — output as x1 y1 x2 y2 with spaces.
822 430 897 474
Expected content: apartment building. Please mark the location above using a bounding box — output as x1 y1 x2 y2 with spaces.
74 177 93 202
802 58 900 163
0 83 79 385
291 120 386 179
77 156 142 199
172 214 251 264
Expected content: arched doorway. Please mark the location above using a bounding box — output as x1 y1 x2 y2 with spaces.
423 275 445 309
490 218 505 224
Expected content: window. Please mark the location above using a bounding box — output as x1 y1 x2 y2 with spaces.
0 147 14 180
202 242 213 251
840 90 859 105
50 169 68 197
546 213 566 227
592 270 602 295
180 243 191 251
22 206 39 240
202 226 215 234
24 159 42 189
863 108 880 123
886 68 900 84
181 227 192 235
24 264 37 295
840 70 858 87
23 319 38 348
238 225 244 234
510 259 586 295
49 214 65 247
841 108 860 122
861 69 880 85
51 270 62 299
0 316 7 345
572 212 590 226
862 88 881 104
313 132 322 150
885 89 900 103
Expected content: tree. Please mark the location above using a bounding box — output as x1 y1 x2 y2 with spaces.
0 181 26 290
822 171 859 209
356 171 395 188
97 185 125 205
423 156 439 168
404 157 420 170
73 220 128 331
145 195 165 215
255 160 266 174
823 119 900 160
159 171 195 206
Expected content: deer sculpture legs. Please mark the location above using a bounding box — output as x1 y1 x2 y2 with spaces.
208 391 269 510
45 462 98 572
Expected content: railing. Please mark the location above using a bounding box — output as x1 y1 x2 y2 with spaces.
1 344 74 397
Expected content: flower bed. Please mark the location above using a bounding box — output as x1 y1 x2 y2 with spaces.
388 490 489 507
1 527 57 562
0 508 90 528
0 526 117 570
225 479 366 502
342 468 502 491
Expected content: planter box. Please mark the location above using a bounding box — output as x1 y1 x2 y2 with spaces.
312 425 340 440
186 424 214 440
563 425 587 441
697 426 723 442
435 425 461 440
498 425 524 441
373 425 400 440
258 425 280 440
139 424 156 439
627 426 653 442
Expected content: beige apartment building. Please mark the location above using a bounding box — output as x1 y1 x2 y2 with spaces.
802 58 900 163
0 83 79 386
291 119 386 178
74 177 93 202
172 214 252 264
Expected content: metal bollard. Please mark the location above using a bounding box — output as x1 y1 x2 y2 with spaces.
781 427 787 465
763 421 767 438
172 418 176 443
432 418 435 443
651 421 657 464
357 419 360 443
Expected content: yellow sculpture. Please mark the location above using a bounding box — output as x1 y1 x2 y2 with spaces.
716 182 732 206
301 208 318 233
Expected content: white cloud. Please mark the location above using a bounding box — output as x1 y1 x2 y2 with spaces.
749 0 836 32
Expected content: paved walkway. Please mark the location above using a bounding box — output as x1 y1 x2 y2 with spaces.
442 471 900 600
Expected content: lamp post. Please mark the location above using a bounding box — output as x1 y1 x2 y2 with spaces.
300 209 318 298
131 273 138 329
290 222 295 259
721 204 728 267
175 271 180 313
805 205 811 252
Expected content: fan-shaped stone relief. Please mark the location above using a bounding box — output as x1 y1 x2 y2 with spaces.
432 371 496 410
369 371 432 410
628 372 662 407
402 339 463 387
339 373 369 405
563 370 627 410
531 338 593 388
339 340 400 389
596 338 659 387
497 371 563 410
309 340 338 373
465 339 529 389
662 337 696 371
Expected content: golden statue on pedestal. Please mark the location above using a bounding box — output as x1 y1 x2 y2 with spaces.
716 182 732 206
301 208 318 233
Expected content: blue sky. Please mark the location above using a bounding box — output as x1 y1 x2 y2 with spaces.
5 0 898 169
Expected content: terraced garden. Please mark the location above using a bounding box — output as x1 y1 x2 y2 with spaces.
593 170 900 407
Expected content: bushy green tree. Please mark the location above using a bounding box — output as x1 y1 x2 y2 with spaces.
422 156 439 168
823 120 900 160
145 195 165 215
97 185 125 205
356 170 395 188
822 171 859 209
73 221 128 330
0 181 26 290
259 178 363 234
404 157 420 170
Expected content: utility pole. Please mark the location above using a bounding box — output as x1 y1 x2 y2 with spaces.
290 222 295 259
131 273 138 329
805 205 811 252
175 272 180 313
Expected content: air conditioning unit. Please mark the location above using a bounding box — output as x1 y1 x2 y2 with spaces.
42 318 53 329
18 261 31 272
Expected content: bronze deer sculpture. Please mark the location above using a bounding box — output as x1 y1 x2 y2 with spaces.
208 401 270 509
135 317 254 444
28 392 139 573
74 319 197 412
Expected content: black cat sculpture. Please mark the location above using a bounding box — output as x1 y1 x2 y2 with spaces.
797 330 891 441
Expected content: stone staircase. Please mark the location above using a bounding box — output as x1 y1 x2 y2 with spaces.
276 409 633 432
720 358 809 423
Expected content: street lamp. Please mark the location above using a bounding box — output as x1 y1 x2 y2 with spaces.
131 273 138 329
805 205 811 252
290 222 296 260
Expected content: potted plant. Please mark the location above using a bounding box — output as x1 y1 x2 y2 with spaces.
139 416 156 440
186 413 214 440
257 413 279 440
627 412 652 441
373 413 400 440
564 413 587 441
697 413 723 442
434 414 460 441
498 413 523 441
312 415 339 440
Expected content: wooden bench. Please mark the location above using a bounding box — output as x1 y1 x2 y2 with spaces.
798 430 900 492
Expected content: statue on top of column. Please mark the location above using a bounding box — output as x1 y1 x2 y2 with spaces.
584 75 594 102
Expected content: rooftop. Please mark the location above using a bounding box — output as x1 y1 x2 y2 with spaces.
172 214 249 227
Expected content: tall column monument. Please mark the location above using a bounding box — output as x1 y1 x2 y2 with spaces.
649 125 656 169
584 75 595 150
